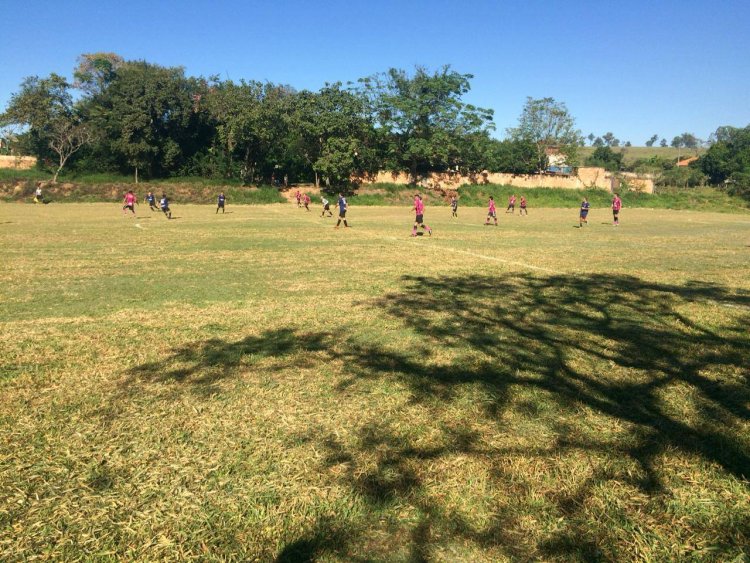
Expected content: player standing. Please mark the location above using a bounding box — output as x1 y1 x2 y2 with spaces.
450 195 458 218
216 192 226 214
485 196 498 226
612 192 622 226
122 190 137 217
321 196 333 217
579 197 590 227
411 194 432 237
295 190 302 208
34 184 44 204
506 194 516 214
160 193 172 219
335 193 349 228
303 193 311 211
519 196 528 216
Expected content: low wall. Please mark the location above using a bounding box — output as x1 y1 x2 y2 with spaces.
356 167 654 194
0 155 37 170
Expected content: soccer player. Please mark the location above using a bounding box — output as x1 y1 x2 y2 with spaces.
295 190 302 208
33 184 43 204
506 194 516 213
122 190 137 217
303 193 311 211
144 191 158 211
335 193 349 228
519 196 528 216
321 196 333 217
612 192 622 226
579 197 590 227
450 195 458 218
411 194 432 237
216 192 226 214
485 196 498 226
160 193 172 219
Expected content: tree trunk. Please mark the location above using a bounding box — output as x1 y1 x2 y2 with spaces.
135 166 139 184
314 171 319 189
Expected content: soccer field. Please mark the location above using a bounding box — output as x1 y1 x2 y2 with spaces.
1 203 749 561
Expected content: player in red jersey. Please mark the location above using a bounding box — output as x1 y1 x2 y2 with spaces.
122 190 137 217
506 194 516 214
411 194 432 237
485 196 498 226
519 195 528 216
612 193 622 226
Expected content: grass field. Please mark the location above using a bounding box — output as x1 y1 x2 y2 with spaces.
578 146 705 165
1 202 749 561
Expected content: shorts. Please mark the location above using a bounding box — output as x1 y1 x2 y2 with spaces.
508 204 515 209
162 206 170 213
324 204 330 210
613 209 620 217
580 211 589 218
217 202 224 208
487 211 496 218
339 210 346 218
415 214 424 224
123 204 134 211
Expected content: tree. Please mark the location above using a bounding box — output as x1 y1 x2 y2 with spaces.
360 66 494 182
587 133 595 145
645 134 658 147
660 138 668 147
592 137 604 147
289 83 377 187
73 52 124 95
586 146 624 172
507 97 582 172
90 61 204 181
0 73 92 181
624 141 632 147
602 132 619 147
699 125 750 188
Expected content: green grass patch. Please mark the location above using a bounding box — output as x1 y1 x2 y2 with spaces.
0 204 748 560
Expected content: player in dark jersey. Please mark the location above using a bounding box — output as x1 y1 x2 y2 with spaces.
335 193 349 228
216 192 226 214
579 198 590 227
144 191 158 211
160 194 172 219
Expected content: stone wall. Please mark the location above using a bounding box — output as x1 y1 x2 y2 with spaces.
355 167 654 194
0 155 37 170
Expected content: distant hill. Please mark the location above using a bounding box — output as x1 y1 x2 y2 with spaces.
578 146 705 165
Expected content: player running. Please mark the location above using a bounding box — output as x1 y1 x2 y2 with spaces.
295 190 302 208
321 196 333 217
144 191 158 211
519 196 528 215
506 194 516 214
216 192 226 214
450 195 458 218
303 193 311 211
579 197 590 227
485 196 498 226
335 193 349 228
411 194 432 237
612 192 622 226
160 193 172 219
122 190 137 217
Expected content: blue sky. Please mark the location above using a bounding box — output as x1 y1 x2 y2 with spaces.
1 0 748 144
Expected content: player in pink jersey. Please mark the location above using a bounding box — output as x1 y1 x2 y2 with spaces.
295 190 302 208
485 196 498 226
612 192 622 226
122 190 137 217
506 194 517 213
411 194 432 237
519 195 528 215
303 193 311 211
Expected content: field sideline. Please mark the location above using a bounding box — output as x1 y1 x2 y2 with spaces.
1 203 749 561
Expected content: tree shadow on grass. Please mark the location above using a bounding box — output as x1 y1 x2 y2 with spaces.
125 328 330 391
311 272 750 559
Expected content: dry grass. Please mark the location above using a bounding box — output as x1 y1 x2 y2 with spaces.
1 202 749 561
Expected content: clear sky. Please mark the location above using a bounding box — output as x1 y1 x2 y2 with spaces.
1 0 749 145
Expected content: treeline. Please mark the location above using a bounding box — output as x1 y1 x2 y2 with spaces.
0 54 545 186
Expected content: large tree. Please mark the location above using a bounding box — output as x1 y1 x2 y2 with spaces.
89 61 203 181
358 66 494 182
507 96 582 172
0 73 91 181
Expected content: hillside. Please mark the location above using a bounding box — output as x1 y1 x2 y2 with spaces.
578 146 705 165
